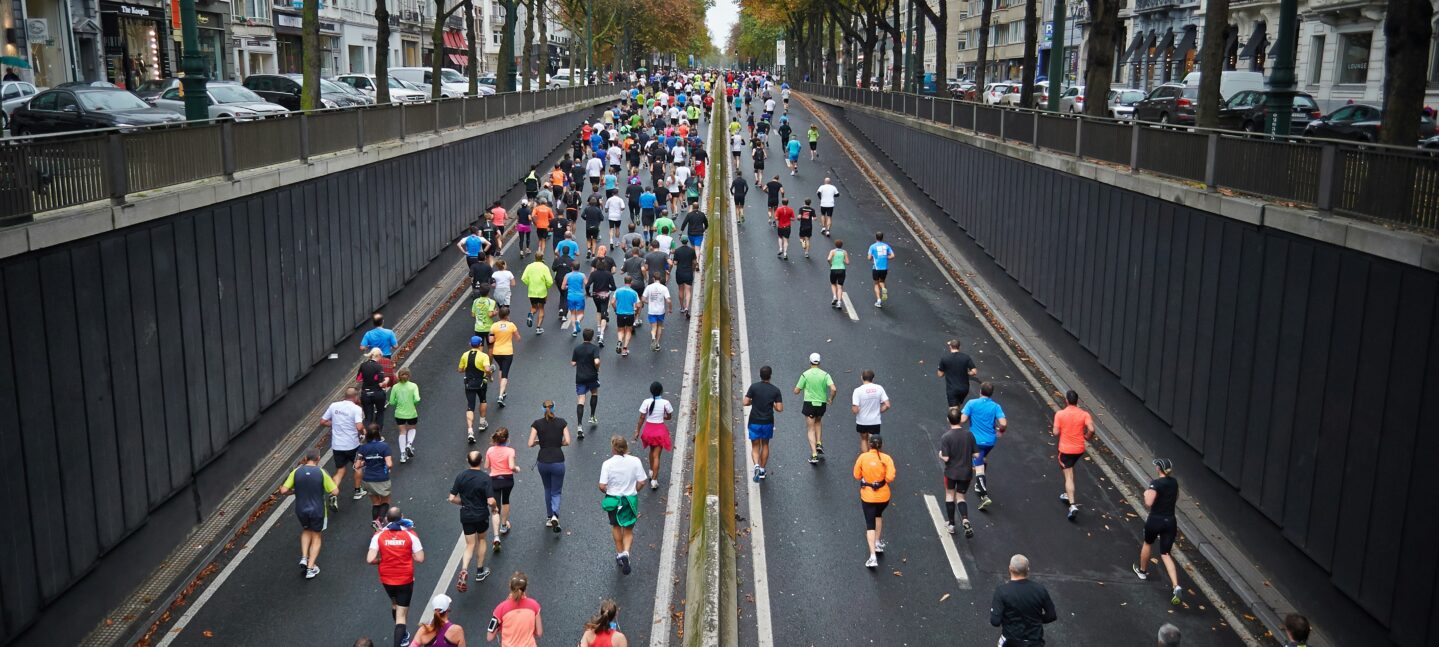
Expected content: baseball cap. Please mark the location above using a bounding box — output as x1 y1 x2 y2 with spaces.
470 335 482 347
431 593 452 613
809 352 821 365
1152 458 1174 473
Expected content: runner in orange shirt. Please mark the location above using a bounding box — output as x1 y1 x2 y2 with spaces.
531 200 555 256
852 435 896 570
1052 389 1096 522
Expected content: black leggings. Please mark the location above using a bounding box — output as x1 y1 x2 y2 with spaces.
517 228 531 250
490 476 514 504
360 388 387 427
861 500 889 530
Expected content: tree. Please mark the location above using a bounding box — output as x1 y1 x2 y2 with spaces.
376 0 392 103
465 0 478 96
522 0 535 91
537 0 549 87
430 0 467 98
498 0 519 91
1079 0 1120 117
1195 0 1229 127
1380 0 1434 145
1020 0 1038 105
975 0 994 89
913 0 946 88
301 0 321 110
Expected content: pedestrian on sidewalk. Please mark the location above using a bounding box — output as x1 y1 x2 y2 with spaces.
488 572 543 646
744 366 784 482
853 434 896 569
1052 389 1096 522
278 450 338 579
1132 458 1184 606
322 387 366 504
358 347 392 427
826 239 849 310
355 424 394 529
485 428 520 552
867 232 894 308
633 382 674 491
850 370 891 454
599 435 647 575
579 600 628 647
795 353 836 464
367 506 425 647
938 407 979 538
528 401 570 532
413 594 466 646
961 382 1007 510
989 554 1057 646
388 368 421 463
449 449 496 592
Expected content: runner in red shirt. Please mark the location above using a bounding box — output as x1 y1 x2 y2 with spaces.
368 506 426 647
1051 390 1096 522
774 198 795 259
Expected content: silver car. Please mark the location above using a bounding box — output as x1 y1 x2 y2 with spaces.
152 82 290 121
1 80 40 128
1057 85 1086 114
1106 88 1145 119
336 74 428 103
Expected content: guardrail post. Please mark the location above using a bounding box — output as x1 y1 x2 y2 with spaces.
1074 116 1084 159
1316 143 1336 211
433 100 442 133
971 103 978 134
399 102 407 141
355 107 366 152
1033 113 1041 150
299 112 311 162
1203 133 1218 189
1129 121 1141 170
483 95 489 121
949 99 956 126
460 96 467 125
999 109 1007 142
221 119 237 178
106 132 128 203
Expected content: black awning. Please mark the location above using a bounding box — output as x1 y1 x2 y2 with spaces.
1238 22 1266 60
1157 28 1176 56
1120 33 1144 64
1143 30 1158 62
1175 26 1197 58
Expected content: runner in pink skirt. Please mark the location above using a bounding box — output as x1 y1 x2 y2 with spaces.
633 381 674 491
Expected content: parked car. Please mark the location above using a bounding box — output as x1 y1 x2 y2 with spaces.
999 83 1023 106
151 81 290 121
242 74 366 110
1302 104 1438 143
547 73 572 90
331 79 376 105
335 74 427 103
1031 80 1053 108
982 82 1013 105
1056 85 1086 113
1181 70 1265 102
1215 90 1321 132
1106 88 1146 119
389 67 474 98
948 81 976 99
133 77 181 103
1133 83 1201 125
1 80 40 129
8 87 183 135
52 80 119 89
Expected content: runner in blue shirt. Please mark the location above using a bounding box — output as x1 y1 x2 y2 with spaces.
959 382 1007 510
612 275 641 357
555 234 580 260
590 131 603 153
785 138 803 176
563 262 587 337
360 313 399 357
456 226 489 264
866 231 896 308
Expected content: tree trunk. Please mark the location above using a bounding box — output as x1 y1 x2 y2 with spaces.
1020 0 1038 105
536 0 548 87
934 0 947 85
976 0 993 89
827 14 837 84
301 0 321 110
1380 0 1433 145
376 0 391 104
1080 0 1119 116
915 2 926 91
465 0 477 96
429 0 446 99
891 0 902 91
522 0 534 91
1195 0 1229 127
861 19 878 88
498 0 518 91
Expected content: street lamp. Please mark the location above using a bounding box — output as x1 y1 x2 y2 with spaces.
1045 0 1066 111
1263 0 1298 135
178 0 209 121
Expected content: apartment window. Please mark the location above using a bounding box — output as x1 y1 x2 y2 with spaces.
1308 34 1324 84
957 38 967 51
1336 31 1370 85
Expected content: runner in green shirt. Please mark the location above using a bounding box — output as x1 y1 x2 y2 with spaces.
387 368 422 462
827 240 850 310
794 353 837 464
807 124 820 161
472 284 497 335
521 255 555 334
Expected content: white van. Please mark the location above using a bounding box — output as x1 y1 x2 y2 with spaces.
1181 71 1265 102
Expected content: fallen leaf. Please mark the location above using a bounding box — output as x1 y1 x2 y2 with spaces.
939 593 950 602
202 630 215 638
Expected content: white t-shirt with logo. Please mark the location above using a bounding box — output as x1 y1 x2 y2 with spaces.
642 282 670 315
851 383 890 426
323 400 366 451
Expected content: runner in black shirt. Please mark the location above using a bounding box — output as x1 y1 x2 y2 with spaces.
751 143 767 187
582 196 605 258
730 175 749 224
672 239 698 316
1133 458 1183 606
742 366 784 482
797 199 817 258
936 339 979 407
990 555 1057 645
571 329 602 434
765 177 785 225
938 407 979 537
588 264 616 345
449 450 497 589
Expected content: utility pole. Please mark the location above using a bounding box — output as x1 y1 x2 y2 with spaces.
1263 0 1298 135
1045 0 1066 111
178 0 208 120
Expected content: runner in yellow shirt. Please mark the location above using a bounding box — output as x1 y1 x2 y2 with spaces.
520 254 555 334
487 306 520 408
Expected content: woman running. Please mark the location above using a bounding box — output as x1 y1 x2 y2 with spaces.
527 401 570 532
388 367 421 463
599 436 647 575
488 572 543 646
827 240 849 310
633 381 674 491
413 594 465 646
514 199 533 256
853 434 897 569
579 600 628 647
485 427 520 551
354 423 393 530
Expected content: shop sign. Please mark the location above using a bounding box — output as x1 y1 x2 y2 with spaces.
26 18 48 42
105 2 160 18
245 38 276 52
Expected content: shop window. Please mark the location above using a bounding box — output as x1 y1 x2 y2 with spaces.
1337 31 1370 85
1309 35 1324 84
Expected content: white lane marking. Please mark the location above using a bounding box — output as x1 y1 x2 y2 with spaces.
417 534 468 625
840 292 859 321
922 495 971 589
649 115 717 646
730 135 775 647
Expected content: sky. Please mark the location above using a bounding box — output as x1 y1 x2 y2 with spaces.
707 0 740 54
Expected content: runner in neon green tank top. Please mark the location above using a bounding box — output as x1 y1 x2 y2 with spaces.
827 240 850 309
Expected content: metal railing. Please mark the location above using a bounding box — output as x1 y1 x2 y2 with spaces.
0 83 617 226
795 82 1439 234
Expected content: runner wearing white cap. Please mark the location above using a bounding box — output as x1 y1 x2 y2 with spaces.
794 353 836 465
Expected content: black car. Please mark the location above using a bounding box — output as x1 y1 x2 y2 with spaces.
132 77 182 103
242 74 365 110
1216 90 1321 132
1302 104 1438 143
1132 83 1201 125
7 87 184 136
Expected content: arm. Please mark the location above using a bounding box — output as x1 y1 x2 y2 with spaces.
447 624 467 647
562 426 571 446
1085 416 1097 440
449 493 462 505
996 416 1008 436
1143 488 1157 509
528 426 539 447
367 547 380 564
827 382 837 404
1040 590 1058 624
880 398 891 414
989 587 1005 627
533 611 543 638
1051 415 1061 438
635 411 646 438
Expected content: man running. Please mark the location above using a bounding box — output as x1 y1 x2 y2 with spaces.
797 199 817 258
990 555 1058 645
605 191 627 249
816 177 840 237
794 353 837 464
588 253 616 345
730 171 749 224
743 366 784 482
672 237 699 317
785 136 802 176
572 328 602 432
751 141 767 187
582 196 605 259
730 130 746 167
850 370 890 453
368 506 425 647
774 198 794 259
1053 389 1096 521
563 260 588 337
521 254 554 335
961 382 1007 510
322 387 366 504
680 205 709 249
765 175 785 226
938 407 979 538
612 275 640 357
278 450 338 579
867 232 895 308
641 273 671 351
458 336 493 443
1133 458 1184 606
487 306 519 408
937 339 979 408
449 450 496 591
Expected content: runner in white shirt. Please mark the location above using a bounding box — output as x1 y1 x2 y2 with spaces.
641 276 671 351
850 370 891 453
605 194 627 246
633 382 674 490
816 177 841 237
586 155 605 191
670 143 687 166
598 435 648 574
730 132 746 165
491 261 516 307
322 387 367 504
607 144 624 172
764 98 776 114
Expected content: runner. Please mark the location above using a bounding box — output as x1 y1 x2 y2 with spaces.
368 506 425 647
743 366 784 482
387 368 421 463
278 450 338 579
489 200 508 249
638 185 658 238
532 200 554 256
521 254 554 335
785 136 803 176
562 260 588 337
449 450 496 591
730 129 745 167
680 204 708 248
807 124 820 160
751 140 767 187
492 260 516 308
936 339 979 408
797 199 817 258
625 176 643 224
989 555 1058 645
485 428 519 552
413 595 466 646
528 401 570 532
1053 389 1096 521
361 312 399 358
572 328 602 433
578 600 627 647
612 275 641 357
776 117 792 150
729 171 749 224
938 407 979 537
853 435 896 569
599 435 647 575
960 382 1007 510
774 198 794 259
470 254 495 295
794 353 837 464
620 222 645 254
458 337 493 443
355 424 394 529
633 381 673 491
850 370 890 453
1133 458 1184 605
523 165 540 201
641 271 671 351
816 177 840 237
582 196 605 259
827 239 849 309
457 225 490 267
671 237 698 317
867 231 895 308
487 306 520 408
765 175 785 225
321 387 366 504
588 255 616 346
488 572 543 646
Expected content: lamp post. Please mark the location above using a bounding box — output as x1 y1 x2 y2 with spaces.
1045 0 1066 111
1263 0 1298 135
178 0 209 120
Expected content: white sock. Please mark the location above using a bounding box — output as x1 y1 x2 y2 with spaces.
396 434 407 454
406 429 416 446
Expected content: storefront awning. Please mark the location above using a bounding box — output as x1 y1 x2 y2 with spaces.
1174 26 1197 59
1143 30 1158 62
1238 22 1266 60
1120 32 1144 64
1157 28 1175 57
443 29 468 67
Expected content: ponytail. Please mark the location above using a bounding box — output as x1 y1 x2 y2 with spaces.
584 599 620 633
508 571 529 601
427 609 447 635
542 400 555 421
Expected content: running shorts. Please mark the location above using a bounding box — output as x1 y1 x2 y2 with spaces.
297 512 326 532
754 161 765 171
567 296 585 312
490 476 514 504
586 227 601 240
788 153 799 162
799 220 813 237
1144 514 1178 555
367 479 393 497
462 517 490 536
777 226 791 239
872 269 889 281
821 206 835 217
576 380 600 395
801 401 828 419
617 313 636 328
648 313 666 324
689 235 704 248
593 297 611 320
395 416 418 426
861 500 890 530
856 424 881 436
809 141 817 151
767 198 780 208
829 269 846 285
973 444 995 467
332 449 357 471
945 388 969 408
384 582 415 607
537 227 551 240
465 385 488 410
530 296 548 306
676 271 695 286
733 196 746 206
944 476 971 493
493 354 514 377
1058 451 1084 469
747 423 774 441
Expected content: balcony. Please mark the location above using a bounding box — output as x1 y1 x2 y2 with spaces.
1131 0 1195 13
1307 0 1385 23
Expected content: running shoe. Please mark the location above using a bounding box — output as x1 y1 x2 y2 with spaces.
500 521 511 535
398 451 406 464
536 327 545 335
781 253 788 260
589 416 598 426
467 432 476 445
492 538 502 552
551 516 562 533
881 286 888 301
476 565 491 581
874 540 887 554
620 554 632 575
978 495 993 510
816 443 825 456
305 566 320 579
963 519 974 538
545 516 555 528
478 417 488 431
353 487 368 500
407 446 415 458
572 326 579 337
1171 586 1183 606
299 556 309 567
399 632 412 647
946 522 955 535
1131 563 1148 580
616 344 623 355
328 494 338 511
455 568 469 593
865 555 878 569
577 428 585 440
651 479 659 490
1059 492 1070 503
874 300 882 308
777 250 783 257
497 395 506 407
1067 505 1078 522
808 454 819 465
598 338 605 347
753 465 762 483
526 312 534 327
758 467 767 480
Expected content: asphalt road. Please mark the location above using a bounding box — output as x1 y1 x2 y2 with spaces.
160 128 703 647
728 97 1250 646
